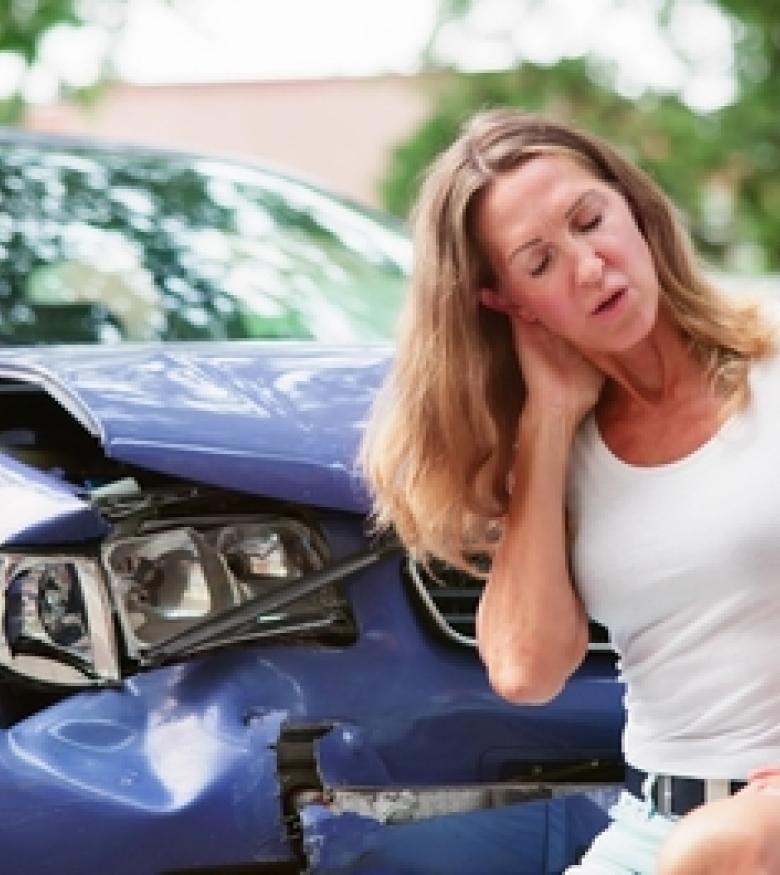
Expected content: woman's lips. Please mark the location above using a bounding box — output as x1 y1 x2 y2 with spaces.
593 287 627 315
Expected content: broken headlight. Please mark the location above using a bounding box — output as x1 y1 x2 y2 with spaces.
0 555 119 686
0 516 352 687
103 517 349 659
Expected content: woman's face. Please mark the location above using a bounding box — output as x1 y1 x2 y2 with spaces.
475 153 660 354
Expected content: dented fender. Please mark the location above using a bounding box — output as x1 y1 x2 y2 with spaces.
284 722 619 874
0 657 299 874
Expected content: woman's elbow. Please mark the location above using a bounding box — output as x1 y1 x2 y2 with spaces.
485 661 567 705
481 629 588 706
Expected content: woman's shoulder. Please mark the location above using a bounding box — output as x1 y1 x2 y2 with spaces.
734 292 780 377
757 293 780 327
748 296 780 385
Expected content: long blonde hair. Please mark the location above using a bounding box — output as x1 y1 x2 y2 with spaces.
359 108 775 574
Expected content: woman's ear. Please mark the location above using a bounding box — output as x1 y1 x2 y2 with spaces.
479 288 512 315
479 289 537 322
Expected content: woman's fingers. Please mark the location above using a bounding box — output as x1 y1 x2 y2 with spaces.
511 317 604 421
747 766 780 784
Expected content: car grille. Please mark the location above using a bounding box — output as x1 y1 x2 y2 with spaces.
407 559 612 651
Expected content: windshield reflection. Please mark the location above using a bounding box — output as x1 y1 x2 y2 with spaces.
0 141 409 344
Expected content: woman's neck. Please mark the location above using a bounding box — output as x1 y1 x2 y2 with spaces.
591 308 707 413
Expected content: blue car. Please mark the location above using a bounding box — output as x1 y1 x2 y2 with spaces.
0 130 624 874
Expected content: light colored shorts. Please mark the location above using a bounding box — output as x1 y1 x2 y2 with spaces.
565 779 678 874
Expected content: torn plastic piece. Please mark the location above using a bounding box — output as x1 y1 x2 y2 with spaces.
87 477 141 501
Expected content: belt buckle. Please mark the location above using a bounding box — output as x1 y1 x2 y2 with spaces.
704 778 731 804
654 775 733 816
653 774 674 815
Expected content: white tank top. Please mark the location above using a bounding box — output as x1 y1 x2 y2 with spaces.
568 351 780 779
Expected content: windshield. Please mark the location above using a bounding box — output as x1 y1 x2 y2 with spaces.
0 139 409 344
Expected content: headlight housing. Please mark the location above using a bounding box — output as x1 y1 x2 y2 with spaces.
103 517 334 658
0 515 353 687
0 555 119 686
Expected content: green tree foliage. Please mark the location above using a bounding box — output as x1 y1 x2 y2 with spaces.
1 0 80 62
710 0 780 270
0 0 129 124
381 0 780 271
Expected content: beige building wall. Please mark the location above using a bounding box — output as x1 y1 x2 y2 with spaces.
24 76 435 208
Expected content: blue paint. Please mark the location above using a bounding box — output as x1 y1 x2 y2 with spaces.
0 513 623 872
0 662 293 874
0 452 107 544
0 363 624 873
0 344 393 512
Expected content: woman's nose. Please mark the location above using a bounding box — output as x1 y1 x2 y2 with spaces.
574 244 604 288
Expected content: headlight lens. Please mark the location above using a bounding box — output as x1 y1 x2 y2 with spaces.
0 555 119 686
0 516 348 686
103 518 338 657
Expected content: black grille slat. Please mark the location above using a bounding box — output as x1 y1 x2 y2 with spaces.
427 589 483 602
408 559 612 651
443 614 477 627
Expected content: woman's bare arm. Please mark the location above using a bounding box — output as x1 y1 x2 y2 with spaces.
476 408 588 704
475 317 600 705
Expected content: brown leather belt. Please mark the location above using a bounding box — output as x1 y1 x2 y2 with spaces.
625 766 747 817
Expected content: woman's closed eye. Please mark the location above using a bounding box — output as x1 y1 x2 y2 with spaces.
526 211 603 277
576 212 603 232
529 248 552 277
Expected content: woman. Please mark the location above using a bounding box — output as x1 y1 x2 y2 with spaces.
360 107 780 873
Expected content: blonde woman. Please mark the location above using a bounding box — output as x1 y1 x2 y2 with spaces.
360 108 780 873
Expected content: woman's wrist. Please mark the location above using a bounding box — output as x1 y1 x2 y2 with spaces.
510 407 578 502
519 402 582 446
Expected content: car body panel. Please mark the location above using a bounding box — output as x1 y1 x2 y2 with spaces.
0 660 294 874
0 515 622 873
299 792 615 874
0 452 106 545
0 360 624 873
0 343 392 513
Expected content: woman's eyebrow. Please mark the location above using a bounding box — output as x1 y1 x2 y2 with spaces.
564 188 599 218
507 189 600 264
507 236 542 264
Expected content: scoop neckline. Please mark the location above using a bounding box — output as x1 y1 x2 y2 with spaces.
587 404 742 475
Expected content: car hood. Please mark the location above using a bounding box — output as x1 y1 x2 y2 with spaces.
0 342 393 513
0 454 107 545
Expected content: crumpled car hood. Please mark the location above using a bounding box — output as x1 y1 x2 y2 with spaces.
0 454 106 545
0 342 392 513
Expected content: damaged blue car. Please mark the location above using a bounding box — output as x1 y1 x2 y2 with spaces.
0 130 624 874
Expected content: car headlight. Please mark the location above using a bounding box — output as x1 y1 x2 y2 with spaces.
0 555 119 686
0 516 348 687
103 517 335 659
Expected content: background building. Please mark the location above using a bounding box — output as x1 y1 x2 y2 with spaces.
24 75 433 208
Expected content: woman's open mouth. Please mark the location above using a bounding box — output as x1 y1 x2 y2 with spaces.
593 287 627 316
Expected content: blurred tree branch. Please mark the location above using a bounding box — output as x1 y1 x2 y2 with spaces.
0 0 136 124
382 0 780 272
